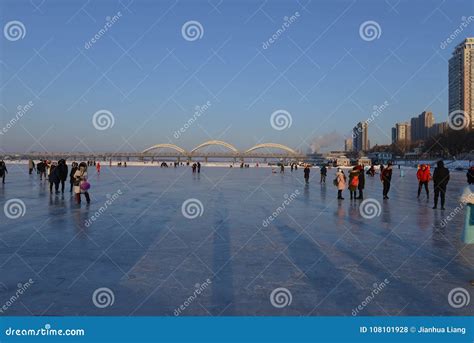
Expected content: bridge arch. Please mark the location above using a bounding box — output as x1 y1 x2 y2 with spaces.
190 140 239 154
142 144 187 154
244 143 298 155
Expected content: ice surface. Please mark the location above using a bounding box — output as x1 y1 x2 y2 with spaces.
0 164 473 316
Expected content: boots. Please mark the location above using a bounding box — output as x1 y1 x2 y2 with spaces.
84 192 91 204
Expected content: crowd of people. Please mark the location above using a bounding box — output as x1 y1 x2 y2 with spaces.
328 161 455 210
1 158 472 210
1 159 92 205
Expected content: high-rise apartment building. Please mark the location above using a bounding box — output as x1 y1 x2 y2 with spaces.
352 122 369 153
449 38 474 130
392 122 411 144
410 111 435 141
344 138 353 152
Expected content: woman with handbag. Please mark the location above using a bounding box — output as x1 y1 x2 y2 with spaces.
73 162 91 204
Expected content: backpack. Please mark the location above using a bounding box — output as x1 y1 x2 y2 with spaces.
351 175 359 187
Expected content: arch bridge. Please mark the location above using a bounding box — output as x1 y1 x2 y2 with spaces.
13 141 305 161
141 140 304 160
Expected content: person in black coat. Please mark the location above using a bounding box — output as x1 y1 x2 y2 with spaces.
303 165 310 183
467 166 474 185
432 160 450 210
320 165 327 184
381 162 393 199
69 162 78 193
56 159 69 193
49 164 60 193
0 160 7 184
37 160 46 180
357 165 365 199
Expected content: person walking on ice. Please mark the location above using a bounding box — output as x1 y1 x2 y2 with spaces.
417 164 431 199
381 162 393 200
73 162 91 204
303 164 310 183
348 167 359 200
335 168 346 200
0 160 7 184
320 165 327 184
432 160 450 210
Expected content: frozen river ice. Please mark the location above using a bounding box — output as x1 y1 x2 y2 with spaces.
0 164 473 316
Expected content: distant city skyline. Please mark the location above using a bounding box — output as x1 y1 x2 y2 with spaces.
0 1 473 153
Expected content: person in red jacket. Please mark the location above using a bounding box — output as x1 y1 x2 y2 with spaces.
417 164 431 199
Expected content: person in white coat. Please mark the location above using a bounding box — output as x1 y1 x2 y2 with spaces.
335 168 346 200
73 162 90 204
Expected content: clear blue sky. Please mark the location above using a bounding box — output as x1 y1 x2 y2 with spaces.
0 0 473 153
